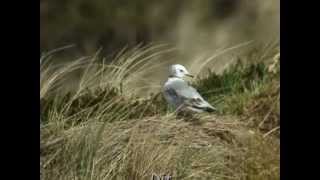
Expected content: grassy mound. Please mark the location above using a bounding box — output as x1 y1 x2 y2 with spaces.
40 44 279 180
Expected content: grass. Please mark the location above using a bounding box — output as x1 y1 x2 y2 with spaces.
40 43 279 180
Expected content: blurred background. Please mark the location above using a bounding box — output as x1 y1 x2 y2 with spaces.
40 0 279 56
40 0 279 95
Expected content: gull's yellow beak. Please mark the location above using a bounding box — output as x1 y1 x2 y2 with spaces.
185 74 194 78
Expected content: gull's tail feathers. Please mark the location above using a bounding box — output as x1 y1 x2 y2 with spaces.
184 98 217 113
204 105 217 113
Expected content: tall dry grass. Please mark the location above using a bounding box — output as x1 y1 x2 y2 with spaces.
41 43 279 180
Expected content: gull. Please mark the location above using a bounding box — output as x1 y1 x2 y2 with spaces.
162 64 217 113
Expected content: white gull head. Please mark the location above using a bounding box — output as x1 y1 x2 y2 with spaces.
169 64 194 78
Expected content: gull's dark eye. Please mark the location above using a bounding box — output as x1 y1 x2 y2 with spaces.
180 69 183 72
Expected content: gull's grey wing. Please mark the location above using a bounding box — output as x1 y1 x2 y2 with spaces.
162 86 181 107
165 79 202 99
164 79 216 112
163 79 194 108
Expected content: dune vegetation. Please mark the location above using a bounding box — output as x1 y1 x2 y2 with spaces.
40 42 279 180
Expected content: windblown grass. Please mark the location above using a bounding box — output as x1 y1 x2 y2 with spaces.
41 43 279 180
